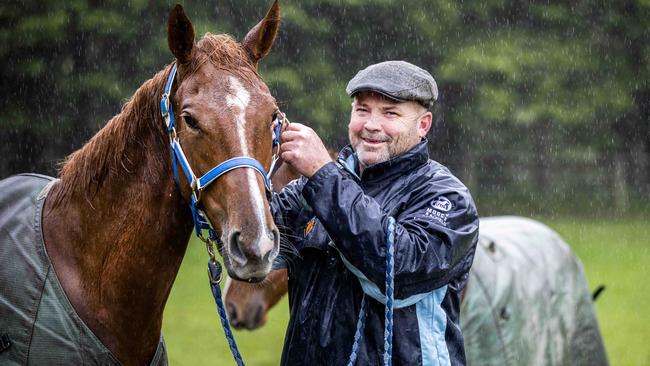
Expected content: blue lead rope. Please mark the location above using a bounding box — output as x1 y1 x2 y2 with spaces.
384 217 396 365
346 296 368 366
348 217 396 366
208 260 245 366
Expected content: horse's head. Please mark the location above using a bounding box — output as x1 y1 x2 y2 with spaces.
166 2 281 281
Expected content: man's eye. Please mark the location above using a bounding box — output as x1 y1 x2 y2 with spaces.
386 111 398 117
183 115 199 129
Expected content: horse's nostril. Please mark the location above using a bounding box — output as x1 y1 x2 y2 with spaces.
261 228 280 263
272 228 279 246
227 303 240 327
228 231 248 266
227 229 276 267
231 319 242 329
252 304 265 328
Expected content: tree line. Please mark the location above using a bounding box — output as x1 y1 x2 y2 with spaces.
1 0 648 215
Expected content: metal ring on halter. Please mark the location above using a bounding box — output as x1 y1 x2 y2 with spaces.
207 259 222 285
205 238 216 258
267 110 289 181
205 237 222 284
169 126 178 141
190 178 201 202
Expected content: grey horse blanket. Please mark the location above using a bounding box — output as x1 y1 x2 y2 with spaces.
461 216 608 366
0 174 167 365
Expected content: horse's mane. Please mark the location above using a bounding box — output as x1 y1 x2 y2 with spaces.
55 33 260 205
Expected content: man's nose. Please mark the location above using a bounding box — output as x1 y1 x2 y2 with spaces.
364 113 382 130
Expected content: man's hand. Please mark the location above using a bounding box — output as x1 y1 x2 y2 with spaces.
279 123 332 177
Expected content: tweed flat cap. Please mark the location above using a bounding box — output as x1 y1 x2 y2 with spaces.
346 61 438 108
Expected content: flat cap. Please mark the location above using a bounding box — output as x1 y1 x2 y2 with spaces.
346 61 438 108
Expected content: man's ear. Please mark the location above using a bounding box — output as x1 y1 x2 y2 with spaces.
418 112 433 138
242 0 281 66
167 4 195 65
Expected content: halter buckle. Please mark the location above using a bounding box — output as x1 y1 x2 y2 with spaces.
161 93 170 117
168 126 177 141
190 178 202 202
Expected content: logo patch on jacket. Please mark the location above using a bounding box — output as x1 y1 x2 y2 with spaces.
431 196 453 212
305 217 316 237
424 196 453 226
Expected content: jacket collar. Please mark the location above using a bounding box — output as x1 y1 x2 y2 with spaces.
338 138 430 183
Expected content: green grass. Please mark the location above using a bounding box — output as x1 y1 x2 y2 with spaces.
541 217 650 366
162 217 650 365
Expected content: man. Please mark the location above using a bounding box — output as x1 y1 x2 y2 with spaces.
273 60 479 365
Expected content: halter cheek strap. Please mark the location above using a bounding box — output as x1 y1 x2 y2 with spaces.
267 110 286 181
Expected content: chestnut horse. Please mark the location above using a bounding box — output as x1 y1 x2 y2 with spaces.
0 2 283 365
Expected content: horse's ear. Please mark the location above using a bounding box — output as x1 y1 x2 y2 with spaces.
242 0 281 65
167 4 195 65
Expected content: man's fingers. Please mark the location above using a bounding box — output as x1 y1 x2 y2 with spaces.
279 140 301 155
280 150 298 165
285 122 305 131
280 130 304 143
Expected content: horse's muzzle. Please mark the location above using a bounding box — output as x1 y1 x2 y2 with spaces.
223 227 279 281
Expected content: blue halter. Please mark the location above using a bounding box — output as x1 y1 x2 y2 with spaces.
160 63 283 241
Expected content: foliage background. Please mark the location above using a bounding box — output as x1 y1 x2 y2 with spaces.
1 0 648 216
1 0 648 365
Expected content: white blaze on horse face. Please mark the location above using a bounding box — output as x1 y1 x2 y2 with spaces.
226 76 273 257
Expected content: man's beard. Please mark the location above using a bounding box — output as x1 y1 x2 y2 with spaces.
355 132 392 167
353 129 420 168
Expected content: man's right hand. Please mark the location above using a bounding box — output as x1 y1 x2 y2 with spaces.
279 123 332 178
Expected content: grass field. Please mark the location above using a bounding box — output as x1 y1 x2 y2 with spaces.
162 217 650 365
543 217 650 366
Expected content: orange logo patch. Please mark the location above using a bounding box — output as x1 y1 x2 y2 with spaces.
305 217 316 237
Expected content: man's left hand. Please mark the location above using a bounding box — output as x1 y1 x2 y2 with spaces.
279 123 332 177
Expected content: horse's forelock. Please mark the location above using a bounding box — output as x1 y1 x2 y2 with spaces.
188 33 261 86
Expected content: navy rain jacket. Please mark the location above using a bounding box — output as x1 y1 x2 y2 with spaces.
272 139 479 365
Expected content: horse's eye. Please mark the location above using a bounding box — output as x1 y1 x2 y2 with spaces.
183 114 199 130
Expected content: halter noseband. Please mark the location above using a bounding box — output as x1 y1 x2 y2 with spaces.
160 63 284 242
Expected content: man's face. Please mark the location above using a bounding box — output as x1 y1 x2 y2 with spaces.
348 92 432 169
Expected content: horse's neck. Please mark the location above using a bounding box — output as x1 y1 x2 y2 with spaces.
43 78 193 364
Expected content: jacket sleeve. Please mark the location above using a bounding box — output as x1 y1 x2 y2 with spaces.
301 162 479 300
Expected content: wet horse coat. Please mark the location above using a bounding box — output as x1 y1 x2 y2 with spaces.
0 174 166 365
